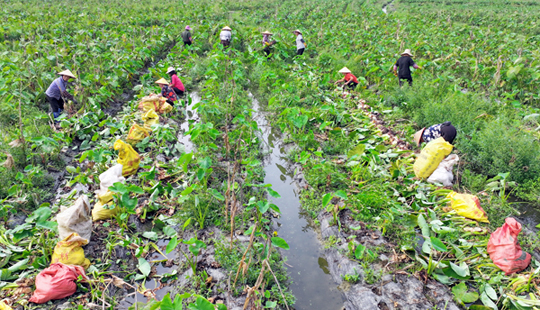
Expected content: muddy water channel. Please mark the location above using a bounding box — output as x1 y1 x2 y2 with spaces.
251 95 344 309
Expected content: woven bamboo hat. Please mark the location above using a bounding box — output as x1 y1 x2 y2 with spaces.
401 49 413 57
338 67 352 74
222 26 232 31
413 128 426 146
262 31 273 35
155 78 169 85
58 70 76 79
166 67 176 74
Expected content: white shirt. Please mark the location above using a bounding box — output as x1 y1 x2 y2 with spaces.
296 34 305 49
220 30 231 41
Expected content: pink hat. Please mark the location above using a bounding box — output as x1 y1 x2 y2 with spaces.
185 25 191 30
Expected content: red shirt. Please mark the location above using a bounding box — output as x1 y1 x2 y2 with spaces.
345 73 358 84
170 74 185 92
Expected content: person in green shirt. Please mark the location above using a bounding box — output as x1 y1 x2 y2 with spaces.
182 26 193 46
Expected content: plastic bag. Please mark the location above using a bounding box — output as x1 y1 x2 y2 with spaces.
158 102 173 114
142 109 159 129
446 191 489 223
98 164 125 193
487 218 531 275
427 154 459 187
0 301 12 310
413 137 453 179
57 195 92 242
127 123 150 145
138 94 162 112
28 263 87 304
92 190 120 221
51 233 91 269
114 140 140 177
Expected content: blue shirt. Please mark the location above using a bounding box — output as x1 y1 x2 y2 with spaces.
422 123 443 143
45 77 67 99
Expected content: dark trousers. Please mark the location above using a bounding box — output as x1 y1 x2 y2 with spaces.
296 48 305 55
46 95 65 118
264 46 271 58
184 41 192 46
344 82 358 90
399 77 413 87
221 40 230 48
172 87 184 97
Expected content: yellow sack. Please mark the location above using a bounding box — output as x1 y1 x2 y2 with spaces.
138 94 162 112
126 123 151 145
51 233 91 269
92 190 120 221
447 191 489 223
159 102 173 114
142 109 159 129
114 140 140 176
0 301 13 310
413 137 453 179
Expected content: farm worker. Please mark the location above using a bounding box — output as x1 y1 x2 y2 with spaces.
167 67 185 97
393 49 420 86
220 26 232 48
262 31 275 58
334 67 359 90
45 69 76 120
155 78 177 105
182 26 193 46
293 30 306 56
414 121 457 146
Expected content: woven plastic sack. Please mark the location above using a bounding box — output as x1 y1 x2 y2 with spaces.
28 263 87 304
114 140 140 176
98 164 124 193
142 109 159 129
57 195 92 242
0 301 12 310
427 154 459 187
487 218 531 275
51 233 91 269
158 102 173 114
413 137 453 179
126 123 150 145
92 190 119 221
446 191 489 223
138 94 162 112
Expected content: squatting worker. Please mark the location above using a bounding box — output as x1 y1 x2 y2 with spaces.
45 69 76 120
414 121 457 147
293 30 306 56
262 31 275 58
156 78 177 105
334 67 359 90
182 26 193 46
393 49 420 86
220 26 232 48
167 67 185 97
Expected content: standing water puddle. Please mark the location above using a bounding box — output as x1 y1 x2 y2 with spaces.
251 94 344 309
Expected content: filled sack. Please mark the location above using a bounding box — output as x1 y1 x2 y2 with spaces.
446 191 489 223
51 233 91 269
98 164 125 193
126 123 151 145
413 137 453 179
142 109 159 129
427 154 459 187
57 195 92 242
138 94 163 112
114 140 140 177
92 190 119 221
28 263 87 304
487 218 531 275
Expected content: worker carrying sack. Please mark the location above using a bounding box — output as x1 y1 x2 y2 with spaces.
57 195 92 242
446 191 489 223
114 140 140 176
427 154 459 187
413 137 453 179
142 109 159 129
28 263 87 304
126 123 151 145
487 218 531 275
51 233 91 269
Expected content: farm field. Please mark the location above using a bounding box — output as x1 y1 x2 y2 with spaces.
0 0 539 309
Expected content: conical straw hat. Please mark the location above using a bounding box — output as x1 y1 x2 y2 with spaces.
292 29 302 34
338 67 351 74
414 128 426 146
58 70 76 79
401 49 413 57
262 31 273 35
222 26 232 31
155 78 169 85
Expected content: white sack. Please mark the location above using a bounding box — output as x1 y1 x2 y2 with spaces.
427 154 459 187
57 195 93 242
98 164 125 195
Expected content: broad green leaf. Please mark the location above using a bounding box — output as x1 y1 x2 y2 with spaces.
335 190 348 200
322 193 333 207
355 244 366 259
138 258 151 277
484 284 497 301
347 144 366 158
187 297 214 310
442 267 470 280
432 272 454 285
450 262 470 278
480 292 498 310
142 231 158 241
271 237 290 250
430 237 448 252
452 282 479 304
265 300 277 308
417 214 430 238
267 188 281 198
197 168 206 181
208 188 225 201
166 236 179 254
163 226 176 237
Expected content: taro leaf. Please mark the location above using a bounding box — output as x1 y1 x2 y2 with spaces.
347 144 366 158
121 193 138 211
163 226 176 237
66 165 77 174
166 236 179 254
432 271 454 285
257 201 270 214
418 214 430 238
138 258 151 277
322 193 333 207
128 185 145 194
271 237 290 250
265 300 277 308
422 238 432 254
450 262 470 277
335 190 348 200
142 231 158 241
452 282 479 304
469 306 493 310
480 292 498 310
267 188 281 198
292 115 308 129
109 182 128 194
186 239 206 256
430 237 448 252
198 157 212 170
197 168 206 181
442 267 470 280
269 204 281 214
355 244 366 259
187 296 214 310
160 292 176 310
208 188 225 201
27 207 52 223
484 283 497 301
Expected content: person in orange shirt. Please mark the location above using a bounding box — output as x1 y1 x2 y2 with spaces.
334 67 359 90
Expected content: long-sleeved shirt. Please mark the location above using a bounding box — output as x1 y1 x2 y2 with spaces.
220 30 231 41
393 56 419 79
263 34 270 46
296 34 305 50
161 85 177 102
170 74 185 92
45 77 69 100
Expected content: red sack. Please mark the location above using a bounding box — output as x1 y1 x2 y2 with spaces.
29 263 87 304
487 218 531 275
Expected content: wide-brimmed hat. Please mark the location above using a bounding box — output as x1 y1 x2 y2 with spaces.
185 25 191 30
338 67 351 74
262 31 273 35
292 29 302 34
222 26 232 31
166 67 176 74
58 70 76 79
401 49 413 57
155 78 169 85
413 128 426 146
